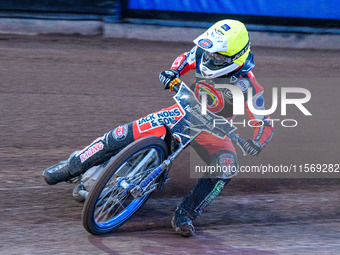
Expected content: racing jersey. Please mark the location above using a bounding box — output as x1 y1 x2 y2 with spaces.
170 46 274 148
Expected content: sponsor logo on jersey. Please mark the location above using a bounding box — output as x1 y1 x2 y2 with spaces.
76 135 106 158
195 82 224 113
256 96 264 107
235 78 250 93
172 55 185 69
194 180 225 214
137 106 184 133
79 142 104 163
112 124 128 141
218 154 234 166
230 75 238 83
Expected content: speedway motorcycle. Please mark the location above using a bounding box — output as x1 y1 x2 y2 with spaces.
71 79 247 235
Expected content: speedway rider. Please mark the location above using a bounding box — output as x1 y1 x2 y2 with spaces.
43 20 274 237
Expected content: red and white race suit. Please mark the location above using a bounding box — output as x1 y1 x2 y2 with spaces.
133 46 274 157
68 46 274 220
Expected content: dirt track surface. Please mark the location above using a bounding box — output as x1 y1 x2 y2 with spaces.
0 34 340 254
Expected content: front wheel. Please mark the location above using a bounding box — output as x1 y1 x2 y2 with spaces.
82 136 168 235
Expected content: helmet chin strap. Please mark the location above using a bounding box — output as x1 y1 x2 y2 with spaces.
200 60 240 79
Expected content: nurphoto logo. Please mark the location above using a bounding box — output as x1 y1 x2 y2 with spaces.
200 84 312 128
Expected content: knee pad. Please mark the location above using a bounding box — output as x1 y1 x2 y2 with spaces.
207 150 239 179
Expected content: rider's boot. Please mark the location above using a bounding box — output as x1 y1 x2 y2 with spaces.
42 160 73 185
172 177 232 237
171 207 195 237
42 151 81 185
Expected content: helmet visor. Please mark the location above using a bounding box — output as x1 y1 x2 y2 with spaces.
203 51 232 68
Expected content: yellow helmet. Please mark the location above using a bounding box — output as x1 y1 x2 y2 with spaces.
193 19 250 78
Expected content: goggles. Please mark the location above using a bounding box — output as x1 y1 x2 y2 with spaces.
202 41 250 67
203 51 232 66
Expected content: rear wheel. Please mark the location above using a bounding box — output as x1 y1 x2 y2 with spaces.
82 136 168 235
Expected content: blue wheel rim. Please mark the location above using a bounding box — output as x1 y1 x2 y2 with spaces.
93 144 166 230
95 195 149 229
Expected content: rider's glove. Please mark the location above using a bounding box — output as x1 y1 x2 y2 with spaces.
242 139 263 156
159 69 179 90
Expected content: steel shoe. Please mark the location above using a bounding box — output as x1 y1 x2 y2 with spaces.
42 161 72 185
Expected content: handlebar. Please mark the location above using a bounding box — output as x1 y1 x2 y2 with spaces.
169 78 181 92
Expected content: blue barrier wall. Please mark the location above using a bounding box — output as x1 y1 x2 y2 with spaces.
128 0 339 20
0 0 338 29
